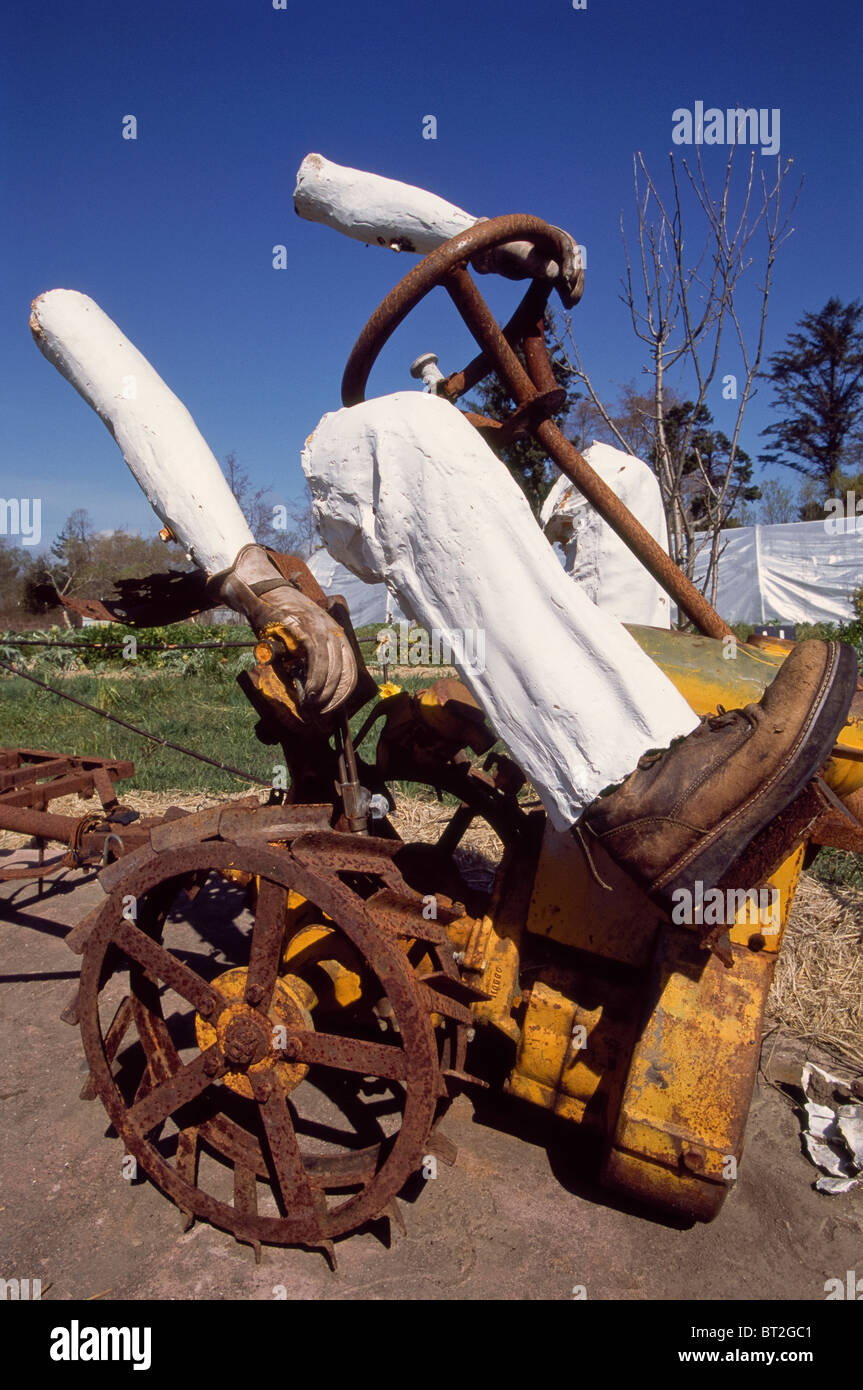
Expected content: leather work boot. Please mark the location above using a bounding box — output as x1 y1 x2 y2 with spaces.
580 640 858 925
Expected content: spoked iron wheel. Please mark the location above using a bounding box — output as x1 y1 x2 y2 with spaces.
78 825 472 1259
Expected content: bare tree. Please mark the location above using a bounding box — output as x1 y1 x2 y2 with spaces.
221 451 278 544
757 478 798 525
222 453 321 558
552 146 801 610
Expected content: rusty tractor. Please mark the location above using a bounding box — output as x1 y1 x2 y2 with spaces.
2 209 862 1264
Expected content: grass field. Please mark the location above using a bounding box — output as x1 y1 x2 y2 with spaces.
0 626 435 795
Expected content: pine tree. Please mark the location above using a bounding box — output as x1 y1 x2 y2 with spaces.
759 298 863 485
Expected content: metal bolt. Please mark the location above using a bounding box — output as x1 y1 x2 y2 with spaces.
198 998 214 1019
410 351 445 393
203 1051 221 1077
681 1144 706 1172
245 984 264 1006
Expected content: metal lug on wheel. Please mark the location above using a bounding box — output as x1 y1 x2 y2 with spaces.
387 1198 407 1238
234 1233 262 1265
60 988 81 1026
203 1050 222 1077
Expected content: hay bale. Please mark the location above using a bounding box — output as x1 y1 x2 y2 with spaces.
767 874 863 1071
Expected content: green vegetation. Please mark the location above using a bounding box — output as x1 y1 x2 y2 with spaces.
731 604 863 666
808 846 863 891
0 625 436 794
2 619 860 889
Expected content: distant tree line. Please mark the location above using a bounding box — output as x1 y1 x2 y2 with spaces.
0 455 318 629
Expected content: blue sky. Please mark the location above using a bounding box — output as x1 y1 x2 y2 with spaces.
1 0 861 548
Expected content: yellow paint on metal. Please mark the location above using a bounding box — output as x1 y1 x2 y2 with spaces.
526 822 662 967
726 845 805 953
506 968 641 1131
282 923 364 1008
603 926 776 1217
259 620 302 657
508 982 608 1124
452 912 521 1043
445 829 541 1044
195 967 315 1099
628 625 863 802
253 660 302 721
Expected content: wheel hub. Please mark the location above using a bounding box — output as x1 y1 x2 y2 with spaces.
195 967 315 1099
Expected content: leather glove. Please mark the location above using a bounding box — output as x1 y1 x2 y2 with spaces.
220 544 357 715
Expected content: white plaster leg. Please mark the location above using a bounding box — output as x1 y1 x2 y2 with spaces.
30 290 254 575
303 392 699 829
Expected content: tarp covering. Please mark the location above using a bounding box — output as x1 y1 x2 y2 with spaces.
691 517 862 624
307 548 407 627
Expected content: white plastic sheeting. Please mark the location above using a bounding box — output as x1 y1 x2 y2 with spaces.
540 442 672 628
692 517 862 624
307 549 408 627
302 392 698 830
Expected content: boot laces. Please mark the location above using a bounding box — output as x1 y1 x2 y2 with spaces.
635 703 757 771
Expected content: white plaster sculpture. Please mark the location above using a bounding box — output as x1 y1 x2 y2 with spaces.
30 290 254 575
30 289 356 712
540 442 672 628
303 392 699 830
294 153 580 297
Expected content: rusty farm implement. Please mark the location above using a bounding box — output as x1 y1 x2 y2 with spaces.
2 156 862 1260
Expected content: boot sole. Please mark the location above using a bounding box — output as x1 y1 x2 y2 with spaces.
650 641 858 919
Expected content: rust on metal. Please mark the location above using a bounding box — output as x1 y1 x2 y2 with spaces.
341 214 731 639
0 748 133 811
0 748 141 885
6 199 860 1257
74 824 467 1249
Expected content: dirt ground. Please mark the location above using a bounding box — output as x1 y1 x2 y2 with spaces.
1 845 861 1303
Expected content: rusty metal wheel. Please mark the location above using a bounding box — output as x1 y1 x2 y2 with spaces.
77 826 472 1256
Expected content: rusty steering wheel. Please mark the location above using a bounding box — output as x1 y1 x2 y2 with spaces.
341 215 580 439
340 214 730 641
